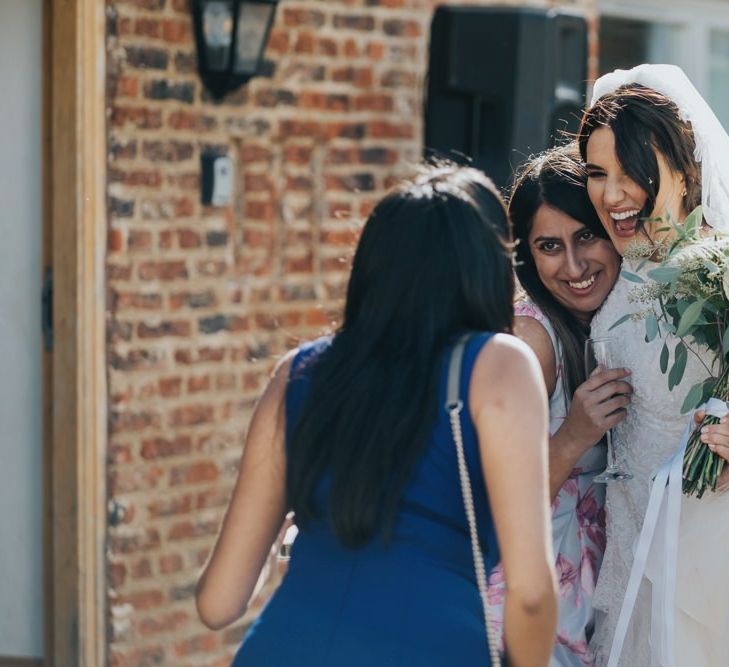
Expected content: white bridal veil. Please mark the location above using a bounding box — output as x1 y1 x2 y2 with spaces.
589 63 729 234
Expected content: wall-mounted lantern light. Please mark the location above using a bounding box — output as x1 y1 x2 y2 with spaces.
192 0 279 100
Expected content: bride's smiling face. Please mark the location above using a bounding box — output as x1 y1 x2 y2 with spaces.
585 126 687 256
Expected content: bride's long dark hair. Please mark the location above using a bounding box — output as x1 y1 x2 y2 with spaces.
287 164 515 548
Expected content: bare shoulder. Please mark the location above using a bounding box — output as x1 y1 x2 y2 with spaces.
471 333 546 403
241 348 299 466
255 349 298 416
513 316 557 395
514 315 552 350
271 348 297 385
475 332 541 374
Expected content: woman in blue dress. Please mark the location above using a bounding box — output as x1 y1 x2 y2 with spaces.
196 163 558 666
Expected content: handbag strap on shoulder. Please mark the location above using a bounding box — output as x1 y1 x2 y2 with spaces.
446 333 472 412
445 331 503 667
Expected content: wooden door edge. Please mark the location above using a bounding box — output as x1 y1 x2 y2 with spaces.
49 0 108 664
41 0 53 662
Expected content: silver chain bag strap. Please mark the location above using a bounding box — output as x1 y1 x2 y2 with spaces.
446 334 502 667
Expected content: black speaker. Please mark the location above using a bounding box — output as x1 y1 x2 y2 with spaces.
424 6 587 188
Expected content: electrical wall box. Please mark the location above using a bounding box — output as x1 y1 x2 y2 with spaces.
201 153 233 206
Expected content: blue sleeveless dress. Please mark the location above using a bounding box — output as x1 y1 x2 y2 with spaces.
232 334 500 666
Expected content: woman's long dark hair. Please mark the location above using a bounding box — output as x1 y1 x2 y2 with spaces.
509 144 609 397
578 84 701 231
287 164 515 548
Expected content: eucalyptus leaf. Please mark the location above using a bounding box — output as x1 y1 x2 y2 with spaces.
675 298 707 338
647 266 681 283
621 270 645 284
609 313 633 331
645 314 659 342
702 300 719 315
683 206 703 237
668 341 688 390
660 341 669 374
681 377 719 414
700 377 718 404
681 381 706 414
676 299 690 316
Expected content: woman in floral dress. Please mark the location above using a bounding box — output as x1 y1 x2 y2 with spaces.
488 145 627 666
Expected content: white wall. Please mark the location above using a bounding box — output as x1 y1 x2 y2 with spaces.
0 0 44 658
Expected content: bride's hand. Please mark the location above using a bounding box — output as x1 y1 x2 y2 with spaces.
560 367 632 452
697 412 729 489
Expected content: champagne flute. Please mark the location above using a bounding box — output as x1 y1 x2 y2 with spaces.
585 336 633 483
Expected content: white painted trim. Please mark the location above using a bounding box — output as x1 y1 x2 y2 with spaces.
599 0 729 24
597 0 729 95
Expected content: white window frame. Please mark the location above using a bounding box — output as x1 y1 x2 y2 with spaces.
598 0 729 95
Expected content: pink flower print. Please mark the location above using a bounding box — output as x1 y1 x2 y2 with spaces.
514 300 545 322
576 486 602 523
555 553 580 600
487 564 505 608
561 478 579 498
576 488 606 551
579 546 599 595
556 631 592 664
486 564 505 650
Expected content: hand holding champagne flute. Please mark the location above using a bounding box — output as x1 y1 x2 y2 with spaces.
585 336 633 483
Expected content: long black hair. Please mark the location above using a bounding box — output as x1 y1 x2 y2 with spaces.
509 144 609 397
287 164 515 548
578 84 701 232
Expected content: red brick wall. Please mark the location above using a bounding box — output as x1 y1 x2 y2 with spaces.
104 0 595 664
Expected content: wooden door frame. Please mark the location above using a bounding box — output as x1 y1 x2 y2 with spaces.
47 0 108 664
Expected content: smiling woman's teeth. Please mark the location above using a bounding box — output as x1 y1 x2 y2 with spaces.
610 209 640 221
568 275 596 289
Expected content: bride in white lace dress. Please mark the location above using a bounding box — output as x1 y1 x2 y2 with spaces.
588 261 719 665
578 65 729 666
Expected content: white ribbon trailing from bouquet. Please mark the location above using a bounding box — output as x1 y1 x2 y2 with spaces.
607 398 729 667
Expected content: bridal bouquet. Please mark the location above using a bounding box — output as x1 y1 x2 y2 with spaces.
612 207 729 498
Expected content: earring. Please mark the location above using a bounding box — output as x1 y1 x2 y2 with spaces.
648 177 654 185
682 187 688 197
